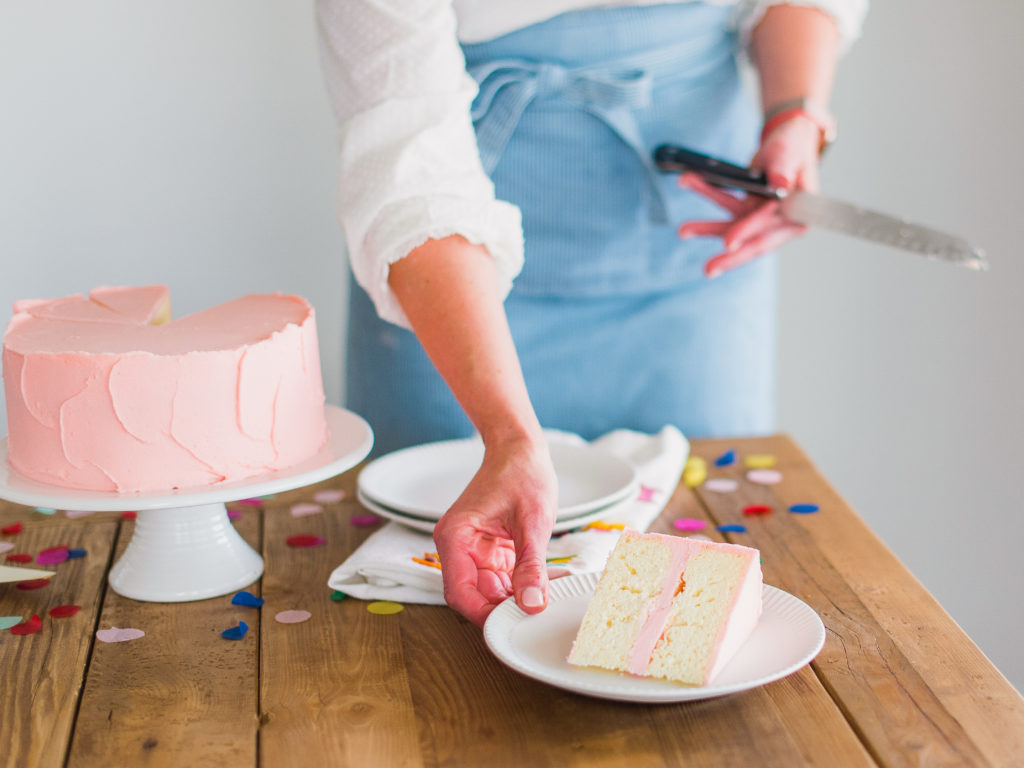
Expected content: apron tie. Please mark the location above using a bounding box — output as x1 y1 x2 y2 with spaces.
469 58 669 224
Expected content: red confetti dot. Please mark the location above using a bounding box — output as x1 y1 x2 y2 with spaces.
350 514 381 527
16 579 51 590
40 544 71 554
2 522 23 535
10 614 42 635
286 534 326 548
120 511 137 520
49 605 81 618
6 553 32 563
236 498 263 506
742 505 773 516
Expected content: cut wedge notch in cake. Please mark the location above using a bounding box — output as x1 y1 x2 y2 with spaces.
568 530 762 686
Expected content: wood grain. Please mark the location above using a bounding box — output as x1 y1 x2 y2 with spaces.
66 505 262 768
258 477 424 768
0 503 118 768
689 436 996 767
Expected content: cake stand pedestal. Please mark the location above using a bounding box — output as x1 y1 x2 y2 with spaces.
0 405 373 602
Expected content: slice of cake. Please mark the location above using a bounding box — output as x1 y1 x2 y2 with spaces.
3 286 328 493
568 530 762 685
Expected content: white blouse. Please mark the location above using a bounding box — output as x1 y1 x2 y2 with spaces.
316 1 868 328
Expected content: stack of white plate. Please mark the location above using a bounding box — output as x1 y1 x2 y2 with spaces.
356 435 639 534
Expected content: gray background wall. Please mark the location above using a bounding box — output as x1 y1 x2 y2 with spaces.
1 3 1020 692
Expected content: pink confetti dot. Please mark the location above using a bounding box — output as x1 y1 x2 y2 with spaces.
290 503 324 518
0 542 14 554
313 489 346 504
637 485 658 502
227 509 242 520
96 627 145 643
274 610 312 624
236 498 263 506
37 548 70 566
64 510 96 518
350 514 381 527
673 518 707 532
704 478 739 493
747 469 783 485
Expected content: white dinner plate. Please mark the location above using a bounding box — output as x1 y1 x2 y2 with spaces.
357 436 638 522
356 488 635 535
483 573 825 703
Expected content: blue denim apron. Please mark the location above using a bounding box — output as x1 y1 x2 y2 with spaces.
347 4 777 456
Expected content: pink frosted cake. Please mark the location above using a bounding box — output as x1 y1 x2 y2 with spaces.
2 286 328 493
568 530 762 685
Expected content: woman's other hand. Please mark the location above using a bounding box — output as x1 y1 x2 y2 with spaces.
432 433 558 626
677 114 822 278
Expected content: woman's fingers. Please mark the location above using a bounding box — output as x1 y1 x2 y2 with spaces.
678 172 751 215
723 200 784 248
678 219 730 239
705 222 807 278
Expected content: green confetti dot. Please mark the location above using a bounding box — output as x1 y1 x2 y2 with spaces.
330 590 347 602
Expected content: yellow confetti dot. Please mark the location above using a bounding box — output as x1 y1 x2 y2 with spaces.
744 454 776 469
367 601 405 615
683 456 707 487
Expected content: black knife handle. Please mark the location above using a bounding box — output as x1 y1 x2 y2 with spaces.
653 145 781 199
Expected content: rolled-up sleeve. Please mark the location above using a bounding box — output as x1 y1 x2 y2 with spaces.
732 0 869 54
316 0 524 329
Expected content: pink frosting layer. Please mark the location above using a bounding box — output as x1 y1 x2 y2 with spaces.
621 531 762 681
3 286 328 493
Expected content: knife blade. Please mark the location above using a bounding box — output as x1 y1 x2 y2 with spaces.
653 144 988 271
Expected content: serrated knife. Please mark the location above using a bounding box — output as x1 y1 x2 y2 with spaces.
654 145 988 271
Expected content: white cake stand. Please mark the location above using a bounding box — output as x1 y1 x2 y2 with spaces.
0 405 373 603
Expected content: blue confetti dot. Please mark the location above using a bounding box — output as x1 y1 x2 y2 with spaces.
789 504 820 515
221 621 248 640
231 591 264 608
66 548 87 559
34 507 56 515
717 524 747 533
714 450 737 467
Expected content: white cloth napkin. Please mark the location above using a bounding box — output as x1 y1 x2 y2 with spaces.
327 425 688 605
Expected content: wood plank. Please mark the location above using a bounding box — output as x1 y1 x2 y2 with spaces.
688 437 997 767
0 511 118 768
67 504 262 768
258 476 424 767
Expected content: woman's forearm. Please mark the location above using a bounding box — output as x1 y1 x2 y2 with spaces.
388 235 543 448
750 5 841 111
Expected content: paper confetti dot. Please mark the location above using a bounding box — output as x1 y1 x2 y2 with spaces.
67 548 87 559
704 478 739 493
330 590 347 602
64 510 95 519
34 507 56 515
367 601 404 615
49 605 81 618
231 591 264 608
717 524 747 533
673 518 707 532
314 489 346 504
286 534 326 548
260 494 276 501
97 627 145 643
236 498 263 506
2 522 23 535
0 542 13 554
290 503 324 518
789 504 820 515
120 511 137 520
17 578 52 590
747 469 783 485
743 505 773 516
683 457 707 488
637 485 657 502
0 616 23 630
6 553 32 563
714 450 737 467
274 610 312 624
745 454 777 469
227 509 242 520
37 548 70 565
221 621 249 640
11 615 42 635
350 514 381 527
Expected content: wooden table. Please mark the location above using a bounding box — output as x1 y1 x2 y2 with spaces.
1 435 1021 767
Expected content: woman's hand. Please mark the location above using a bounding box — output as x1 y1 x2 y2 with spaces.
677 115 823 278
432 433 558 626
